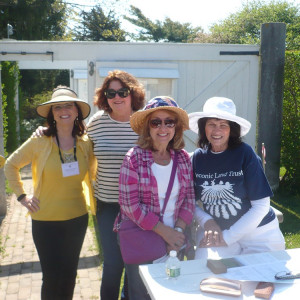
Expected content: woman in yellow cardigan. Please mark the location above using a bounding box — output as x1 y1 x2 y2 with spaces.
4 86 96 300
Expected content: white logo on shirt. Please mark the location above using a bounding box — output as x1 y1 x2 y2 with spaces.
200 180 242 219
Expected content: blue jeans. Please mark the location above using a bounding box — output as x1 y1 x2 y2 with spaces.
32 214 88 300
97 200 128 300
125 262 152 300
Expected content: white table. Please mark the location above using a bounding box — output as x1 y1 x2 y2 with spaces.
139 249 300 299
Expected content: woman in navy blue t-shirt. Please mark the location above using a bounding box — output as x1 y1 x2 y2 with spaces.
189 97 285 259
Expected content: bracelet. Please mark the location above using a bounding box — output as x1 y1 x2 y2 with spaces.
17 194 26 202
174 226 184 233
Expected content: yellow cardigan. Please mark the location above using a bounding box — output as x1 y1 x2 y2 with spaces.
4 134 97 215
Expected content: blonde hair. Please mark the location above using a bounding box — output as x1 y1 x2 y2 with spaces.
136 110 185 151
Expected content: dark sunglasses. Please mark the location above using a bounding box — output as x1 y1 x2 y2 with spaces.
149 118 176 129
104 88 130 99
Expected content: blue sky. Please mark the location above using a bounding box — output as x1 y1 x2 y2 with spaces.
70 0 300 33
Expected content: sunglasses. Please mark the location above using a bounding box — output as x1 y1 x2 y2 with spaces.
52 103 75 111
104 88 130 99
149 118 176 129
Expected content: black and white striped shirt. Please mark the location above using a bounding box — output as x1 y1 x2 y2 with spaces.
87 111 138 203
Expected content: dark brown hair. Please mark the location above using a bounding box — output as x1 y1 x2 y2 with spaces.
43 102 86 137
197 117 242 149
94 70 145 113
137 110 185 151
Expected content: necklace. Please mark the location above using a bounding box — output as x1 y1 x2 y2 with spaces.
153 152 171 166
159 159 170 165
55 134 77 164
62 151 75 163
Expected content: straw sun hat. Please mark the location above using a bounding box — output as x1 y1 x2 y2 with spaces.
130 96 189 135
188 97 251 137
36 87 91 119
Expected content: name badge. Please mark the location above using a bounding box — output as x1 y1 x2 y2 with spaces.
61 161 79 177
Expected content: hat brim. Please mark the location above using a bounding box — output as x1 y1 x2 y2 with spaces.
36 96 91 119
130 106 190 135
188 111 251 137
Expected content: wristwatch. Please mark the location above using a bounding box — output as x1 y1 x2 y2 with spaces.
174 226 184 233
17 194 26 202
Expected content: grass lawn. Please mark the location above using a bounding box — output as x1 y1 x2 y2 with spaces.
271 191 300 249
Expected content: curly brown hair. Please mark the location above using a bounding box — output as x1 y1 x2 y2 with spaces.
136 110 185 151
94 70 145 113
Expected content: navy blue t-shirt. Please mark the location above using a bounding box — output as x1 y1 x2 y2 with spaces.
193 143 275 230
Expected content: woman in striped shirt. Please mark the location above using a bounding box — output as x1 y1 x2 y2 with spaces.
87 70 145 300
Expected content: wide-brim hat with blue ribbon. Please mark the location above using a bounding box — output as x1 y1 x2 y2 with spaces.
36 87 91 119
130 96 190 135
188 97 251 137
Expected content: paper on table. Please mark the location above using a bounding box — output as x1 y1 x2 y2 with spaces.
234 251 283 266
222 253 300 284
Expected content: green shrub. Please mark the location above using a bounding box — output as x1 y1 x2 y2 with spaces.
18 70 69 142
1 62 20 154
280 51 300 194
19 91 50 143
1 83 7 156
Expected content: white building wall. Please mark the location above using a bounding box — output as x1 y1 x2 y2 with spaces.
1 41 260 152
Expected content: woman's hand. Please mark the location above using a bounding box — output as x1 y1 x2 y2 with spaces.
153 222 185 252
199 219 227 248
20 195 40 213
32 126 46 138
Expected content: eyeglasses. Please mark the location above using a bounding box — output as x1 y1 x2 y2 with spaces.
52 103 75 111
149 118 176 129
275 271 300 280
104 88 130 99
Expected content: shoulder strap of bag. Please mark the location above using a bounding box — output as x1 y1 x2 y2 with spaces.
118 152 178 227
160 152 178 217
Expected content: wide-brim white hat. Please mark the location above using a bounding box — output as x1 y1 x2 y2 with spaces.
36 87 91 119
130 96 189 135
188 97 251 137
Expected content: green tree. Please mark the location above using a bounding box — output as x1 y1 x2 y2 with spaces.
19 90 52 142
0 0 70 145
74 4 126 41
0 0 68 40
194 0 300 50
125 5 203 42
280 51 300 194
1 62 19 154
1 84 8 156
19 69 69 143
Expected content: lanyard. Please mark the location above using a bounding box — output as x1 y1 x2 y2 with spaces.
55 134 77 164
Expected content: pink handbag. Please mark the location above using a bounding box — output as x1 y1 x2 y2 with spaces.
118 153 178 264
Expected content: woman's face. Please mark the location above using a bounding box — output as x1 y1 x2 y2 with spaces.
149 110 176 149
106 80 132 116
205 118 230 152
52 101 78 127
